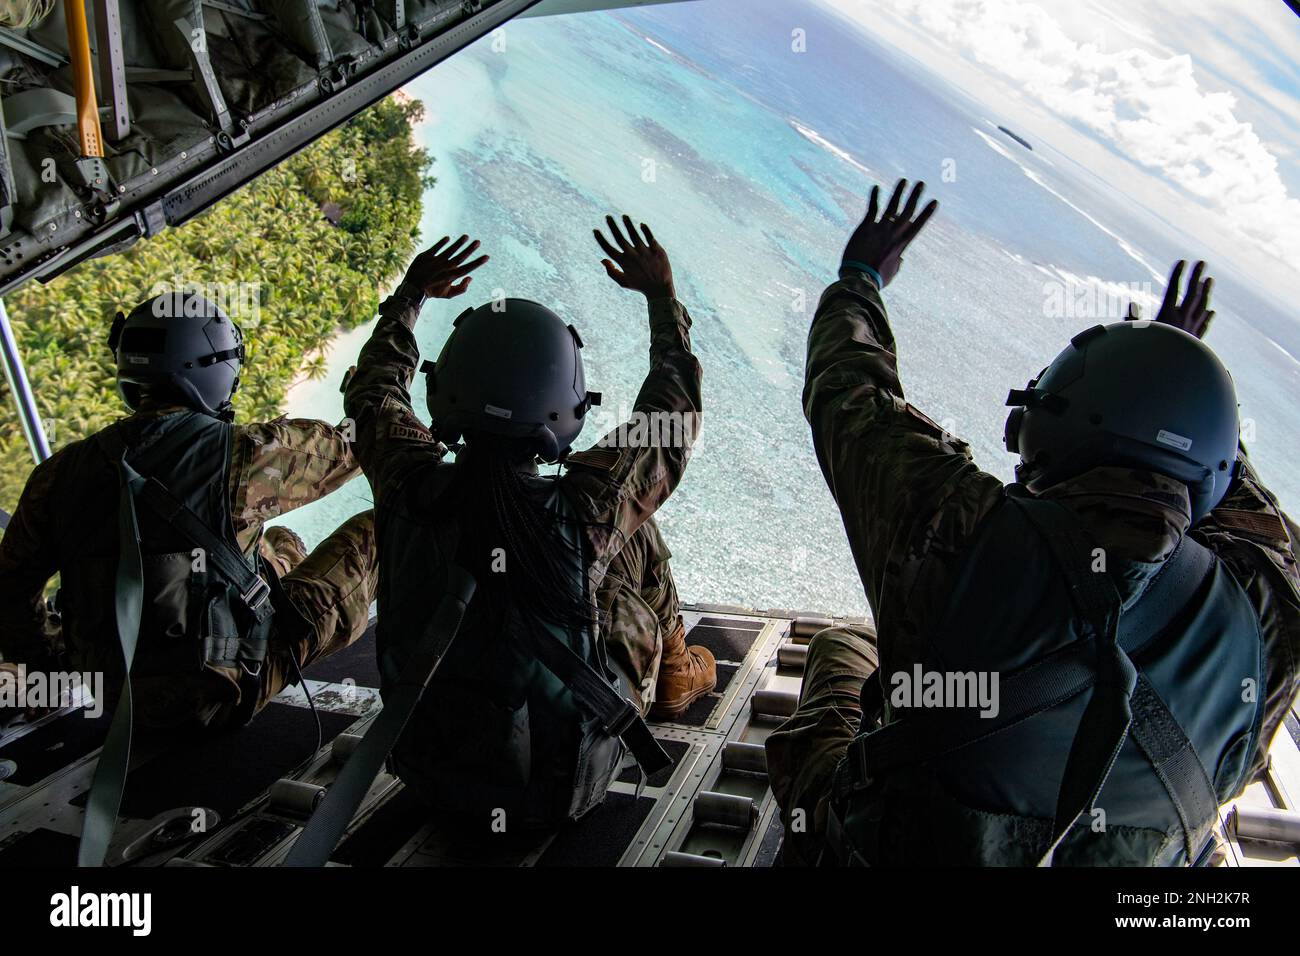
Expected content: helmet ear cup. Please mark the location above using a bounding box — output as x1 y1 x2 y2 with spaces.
1008 322 1239 520
427 299 589 462
1003 406 1025 454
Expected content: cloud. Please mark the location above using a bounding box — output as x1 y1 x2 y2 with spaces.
823 0 1300 270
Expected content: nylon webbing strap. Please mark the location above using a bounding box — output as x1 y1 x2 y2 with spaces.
853 640 1101 776
77 454 146 866
521 617 672 776
842 499 1218 865
284 568 476 867
133 478 272 622
1127 675 1218 862
1009 499 1135 866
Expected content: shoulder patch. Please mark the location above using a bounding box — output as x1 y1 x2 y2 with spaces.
1212 507 1289 544
565 446 621 473
388 416 435 444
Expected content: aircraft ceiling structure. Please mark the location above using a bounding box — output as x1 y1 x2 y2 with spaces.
0 0 691 300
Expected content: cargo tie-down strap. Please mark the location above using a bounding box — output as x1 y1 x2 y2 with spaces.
80 418 272 867
835 496 1218 866
519 615 672 778
284 568 477 867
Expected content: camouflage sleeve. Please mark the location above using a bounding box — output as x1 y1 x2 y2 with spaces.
229 416 360 548
1195 447 1300 782
0 451 63 667
342 289 447 507
804 274 1003 637
562 297 703 571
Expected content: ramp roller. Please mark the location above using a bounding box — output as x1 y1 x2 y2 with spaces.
268 779 326 818
331 732 365 764
660 850 726 867
694 791 757 830
1229 805 1300 845
777 642 808 670
751 689 799 720
791 616 833 642
721 741 768 775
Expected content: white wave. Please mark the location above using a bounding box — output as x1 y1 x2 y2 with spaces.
973 127 1163 283
643 35 673 57
789 120 875 177
1267 337 1300 367
972 126 1017 163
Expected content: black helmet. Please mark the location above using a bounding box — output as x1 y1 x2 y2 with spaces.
1004 321 1240 522
424 298 601 462
108 291 245 418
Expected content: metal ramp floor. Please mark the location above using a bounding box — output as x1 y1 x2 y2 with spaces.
2 606 1298 867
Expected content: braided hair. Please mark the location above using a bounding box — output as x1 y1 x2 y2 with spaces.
450 440 595 630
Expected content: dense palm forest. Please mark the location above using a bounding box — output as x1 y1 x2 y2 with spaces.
0 95 434 513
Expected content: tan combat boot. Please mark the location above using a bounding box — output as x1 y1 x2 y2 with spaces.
650 619 717 720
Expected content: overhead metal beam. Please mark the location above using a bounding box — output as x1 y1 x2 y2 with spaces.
521 0 696 16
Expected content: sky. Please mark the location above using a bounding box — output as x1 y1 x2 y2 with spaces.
816 0 1300 312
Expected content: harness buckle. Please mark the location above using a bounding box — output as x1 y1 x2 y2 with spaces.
603 698 640 738
241 576 272 612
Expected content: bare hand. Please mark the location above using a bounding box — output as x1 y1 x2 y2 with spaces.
594 215 675 300
404 235 489 299
1126 260 1215 339
842 179 938 288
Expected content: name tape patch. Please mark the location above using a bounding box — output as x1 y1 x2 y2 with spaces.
1156 429 1193 452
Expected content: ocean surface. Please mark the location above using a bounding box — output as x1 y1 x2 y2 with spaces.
276 0 1300 618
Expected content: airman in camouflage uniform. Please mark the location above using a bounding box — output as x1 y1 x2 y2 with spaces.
343 222 713 720
0 403 377 729
767 180 1300 865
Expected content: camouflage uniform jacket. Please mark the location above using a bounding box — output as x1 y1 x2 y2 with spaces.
342 288 702 621
805 272 1300 782
0 403 359 716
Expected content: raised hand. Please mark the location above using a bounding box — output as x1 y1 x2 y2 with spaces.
842 179 938 289
1128 260 1215 339
594 215 675 300
404 235 490 299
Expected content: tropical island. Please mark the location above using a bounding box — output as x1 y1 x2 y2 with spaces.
0 95 434 513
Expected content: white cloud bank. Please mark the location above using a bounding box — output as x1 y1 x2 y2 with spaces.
822 0 1300 274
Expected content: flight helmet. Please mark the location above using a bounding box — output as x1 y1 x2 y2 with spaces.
424 298 600 462
109 291 245 418
1003 321 1240 522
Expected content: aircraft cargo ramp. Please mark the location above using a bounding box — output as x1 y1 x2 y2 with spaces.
1 606 1298 867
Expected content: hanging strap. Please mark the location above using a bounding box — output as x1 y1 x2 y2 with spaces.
131 477 272 622
838 496 1217 865
79 415 259 866
1013 498 1136 865
283 568 477 867
519 615 672 777
77 452 146 866
1126 675 1219 863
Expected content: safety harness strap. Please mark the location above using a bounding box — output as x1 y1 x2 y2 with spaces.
79 414 259 866
77 452 145 867
284 568 477 867
521 615 672 777
835 495 1217 865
